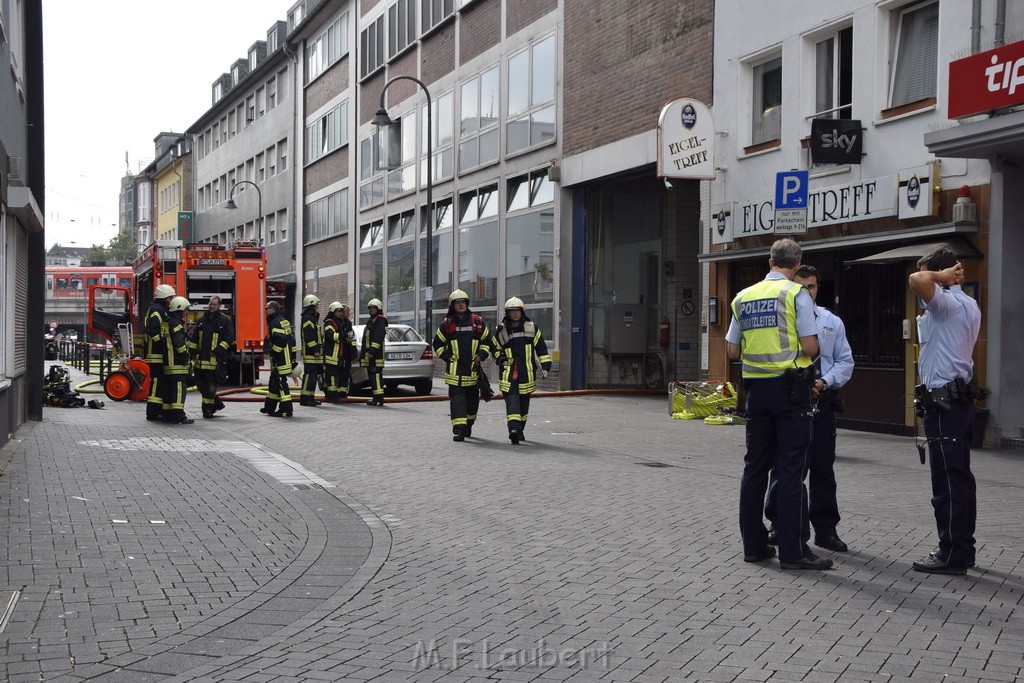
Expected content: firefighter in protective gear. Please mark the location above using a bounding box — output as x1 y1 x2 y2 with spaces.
162 297 194 424
299 294 323 406
493 296 551 444
261 301 297 417
188 295 234 418
323 302 357 403
361 298 387 406
145 284 177 421
432 289 492 441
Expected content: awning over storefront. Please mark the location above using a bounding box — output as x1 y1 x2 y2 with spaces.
844 237 982 265
697 222 978 263
924 108 1024 159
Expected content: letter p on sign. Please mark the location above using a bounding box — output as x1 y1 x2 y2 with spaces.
775 170 809 209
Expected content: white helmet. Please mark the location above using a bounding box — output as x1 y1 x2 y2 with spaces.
302 294 321 308
154 284 176 300
449 289 469 304
367 298 383 310
504 296 525 311
169 296 191 312
327 301 345 313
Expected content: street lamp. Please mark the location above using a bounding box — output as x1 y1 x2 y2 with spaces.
372 75 433 335
225 180 263 246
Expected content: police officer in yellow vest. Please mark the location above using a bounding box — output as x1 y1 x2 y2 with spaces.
726 238 829 570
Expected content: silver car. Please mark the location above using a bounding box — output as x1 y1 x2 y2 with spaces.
351 323 435 395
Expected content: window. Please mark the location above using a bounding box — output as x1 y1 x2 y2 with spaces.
306 101 348 164
421 0 454 33
387 211 416 315
267 75 278 110
459 184 498 223
459 65 500 172
278 209 289 243
307 188 348 241
277 68 289 104
268 26 279 53
256 152 266 182
213 82 223 102
506 169 553 213
421 198 455 333
421 90 455 183
506 35 556 155
359 221 385 313
266 212 276 244
359 132 385 209
389 0 417 59
249 49 258 71
814 26 853 119
257 87 266 117
889 1 938 108
288 3 304 31
306 13 349 82
751 55 782 145
267 146 277 177
360 15 385 79
137 183 151 222
458 220 499 308
278 139 289 172
232 66 242 85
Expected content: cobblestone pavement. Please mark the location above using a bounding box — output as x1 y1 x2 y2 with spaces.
2 363 1023 682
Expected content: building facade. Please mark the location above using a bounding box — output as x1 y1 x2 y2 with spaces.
187 18 298 307
0 0 45 447
703 0 1003 439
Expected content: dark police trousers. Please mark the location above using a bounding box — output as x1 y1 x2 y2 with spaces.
924 399 977 567
740 375 813 563
764 398 840 540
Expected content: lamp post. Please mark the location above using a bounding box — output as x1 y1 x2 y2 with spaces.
225 180 263 246
372 75 433 335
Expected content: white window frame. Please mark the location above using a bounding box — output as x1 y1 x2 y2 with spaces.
305 101 348 164
360 15 385 80
888 0 939 109
810 24 853 120
749 53 782 146
505 34 557 156
306 12 349 83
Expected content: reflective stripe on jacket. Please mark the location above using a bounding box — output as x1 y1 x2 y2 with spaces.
164 313 190 375
494 318 551 394
301 310 324 365
188 311 233 371
145 304 168 365
361 314 387 368
432 312 491 387
266 313 297 374
731 278 812 378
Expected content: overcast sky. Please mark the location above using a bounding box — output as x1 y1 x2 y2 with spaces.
43 0 291 249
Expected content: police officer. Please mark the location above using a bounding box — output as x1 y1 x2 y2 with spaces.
261 300 297 417
145 284 176 422
909 247 981 575
726 238 830 570
162 296 195 424
493 297 551 445
323 302 356 404
433 290 492 441
765 265 854 553
188 295 234 419
299 294 323 407
361 298 388 407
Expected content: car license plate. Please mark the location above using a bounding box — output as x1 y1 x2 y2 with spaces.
386 352 414 360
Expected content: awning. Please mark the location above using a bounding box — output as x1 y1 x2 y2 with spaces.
844 237 983 265
697 221 978 263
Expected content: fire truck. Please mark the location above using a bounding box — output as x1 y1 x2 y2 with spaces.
88 239 268 401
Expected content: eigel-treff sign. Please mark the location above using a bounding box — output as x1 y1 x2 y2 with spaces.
657 98 716 180
948 39 1024 119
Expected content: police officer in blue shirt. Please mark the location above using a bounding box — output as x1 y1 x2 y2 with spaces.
765 265 854 553
909 247 981 575
726 238 831 570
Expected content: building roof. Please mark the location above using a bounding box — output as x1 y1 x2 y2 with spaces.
47 243 91 257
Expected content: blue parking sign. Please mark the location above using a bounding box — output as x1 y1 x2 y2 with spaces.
775 171 809 209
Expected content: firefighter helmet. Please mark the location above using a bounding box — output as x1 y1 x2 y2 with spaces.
327 301 345 313
169 297 191 312
154 284 176 300
449 289 470 304
504 296 525 311
302 294 321 308
367 298 383 310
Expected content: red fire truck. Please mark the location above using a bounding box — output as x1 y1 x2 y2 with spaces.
88 239 268 401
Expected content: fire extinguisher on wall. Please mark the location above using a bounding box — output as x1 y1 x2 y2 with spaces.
659 318 670 346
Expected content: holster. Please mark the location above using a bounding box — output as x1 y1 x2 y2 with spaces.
784 366 814 403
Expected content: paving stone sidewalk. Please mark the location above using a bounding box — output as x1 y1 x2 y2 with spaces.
2 363 1023 682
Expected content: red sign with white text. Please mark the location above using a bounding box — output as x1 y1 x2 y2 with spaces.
949 40 1024 119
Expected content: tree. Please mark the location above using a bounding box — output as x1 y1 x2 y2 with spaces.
107 229 138 264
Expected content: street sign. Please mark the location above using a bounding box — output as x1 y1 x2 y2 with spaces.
774 208 808 234
775 171 808 209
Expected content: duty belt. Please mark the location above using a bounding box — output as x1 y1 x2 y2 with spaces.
914 378 973 413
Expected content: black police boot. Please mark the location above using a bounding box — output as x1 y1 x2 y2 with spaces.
453 427 466 442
